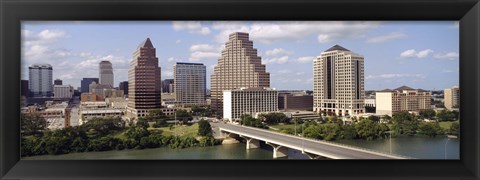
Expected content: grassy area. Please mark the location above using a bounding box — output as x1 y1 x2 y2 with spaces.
150 123 199 137
269 124 296 130
439 121 458 130
112 131 128 140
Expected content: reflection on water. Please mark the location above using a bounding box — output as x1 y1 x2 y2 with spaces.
23 136 459 160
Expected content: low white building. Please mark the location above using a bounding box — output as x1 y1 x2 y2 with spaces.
54 85 74 99
376 86 432 116
80 109 123 124
223 87 278 122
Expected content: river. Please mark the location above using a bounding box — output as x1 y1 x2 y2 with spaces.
23 136 459 160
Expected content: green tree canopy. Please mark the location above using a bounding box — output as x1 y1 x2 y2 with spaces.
198 119 212 136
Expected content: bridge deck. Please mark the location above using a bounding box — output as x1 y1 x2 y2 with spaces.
215 123 410 159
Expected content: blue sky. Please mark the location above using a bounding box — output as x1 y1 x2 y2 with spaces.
21 21 459 91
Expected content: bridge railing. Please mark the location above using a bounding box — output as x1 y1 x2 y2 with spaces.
219 123 411 159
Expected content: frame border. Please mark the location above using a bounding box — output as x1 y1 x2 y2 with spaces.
1 0 479 179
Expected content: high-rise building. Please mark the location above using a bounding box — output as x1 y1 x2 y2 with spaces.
313 45 365 116
99 61 114 87
53 85 74 99
444 86 460 110
21 80 29 97
376 86 432 116
127 38 162 118
223 87 278 122
211 32 270 112
119 81 128 95
174 62 206 106
278 93 313 111
54 79 63 85
162 79 174 93
80 78 99 93
29 64 53 97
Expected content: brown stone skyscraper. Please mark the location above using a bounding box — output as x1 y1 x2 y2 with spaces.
127 38 162 118
211 32 270 112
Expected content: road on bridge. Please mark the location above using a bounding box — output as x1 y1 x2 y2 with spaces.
214 123 410 159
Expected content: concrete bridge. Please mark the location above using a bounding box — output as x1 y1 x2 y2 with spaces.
216 123 410 159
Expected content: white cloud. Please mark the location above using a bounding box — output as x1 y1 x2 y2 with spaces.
22 29 67 46
162 70 173 78
400 49 434 58
296 56 315 64
366 73 426 79
262 56 289 64
264 48 292 57
366 32 407 43
212 21 380 44
188 44 221 62
172 21 210 35
433 52 459 60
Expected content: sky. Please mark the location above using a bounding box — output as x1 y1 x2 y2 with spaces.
21 21 459 91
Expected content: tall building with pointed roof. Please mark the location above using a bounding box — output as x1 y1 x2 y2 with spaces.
210 32 270 112
313 45 365 116
127 38 162 118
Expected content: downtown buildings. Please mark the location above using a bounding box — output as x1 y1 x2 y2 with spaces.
126 38 162 118
174 62 206 106
375 86 432 116
313 45 365 116
444 86 460 110
99 61 114 87
211 32 270 112
29 64 53 97
81 78 99 93
223 87 278 122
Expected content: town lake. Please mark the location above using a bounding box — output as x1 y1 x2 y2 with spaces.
24 136 459 160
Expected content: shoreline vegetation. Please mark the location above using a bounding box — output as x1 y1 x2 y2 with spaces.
21 106 459 157
21 109 221 157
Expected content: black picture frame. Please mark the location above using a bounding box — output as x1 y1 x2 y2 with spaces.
1 0 479 179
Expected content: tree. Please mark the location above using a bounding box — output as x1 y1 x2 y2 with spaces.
448 122 460 137
21 113 48 136
418 122 444 137
320 124 340 140
125 126 150 140
147 109 166 120
260 113 289 124
176 109 193 124
341 124 357 139
355 119 379 140
436 109 455 121
419 109 436 119
303 125 322 139
368 115 380 123
198 119 212 136
240 114 267 129
392 111 419 136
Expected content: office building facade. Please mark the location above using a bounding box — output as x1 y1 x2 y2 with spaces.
211 32 270 112
80 78 99 93
162 79 174 93
99 61 114 87
444 86 460 110
174 62 206 106
313 45 365 116
223 87 278 122
278 93 313 111
53 85 74 99
119 81 128 95
29 64 53 97
127 38 162 118
54 79 63 85
376 86 432 116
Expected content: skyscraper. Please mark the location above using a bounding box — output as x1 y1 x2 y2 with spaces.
210 32 270 112
127 38 162 118
99 61 114 87
162 79 174 93
119 81 128 95
21 80 29 97
174 62 206 106
80 78 99 93
29 64 53 97
444 86 460 110
313 45 365 116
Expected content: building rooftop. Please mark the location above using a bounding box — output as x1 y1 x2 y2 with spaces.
394 85 415 91
325 44 350 52
176 62 205 65
137 37 154 49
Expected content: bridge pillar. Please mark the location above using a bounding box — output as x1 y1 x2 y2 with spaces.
266 142 288 158
302 151 322 159
240 135 260 149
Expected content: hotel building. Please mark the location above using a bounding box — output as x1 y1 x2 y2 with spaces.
29 64 53 97
211 32 270 112
444 86 460 110
223 87 278 122
127 38 162 118
313 45 365 116
375 86 432 116
99 61 114 87
174 62 206 106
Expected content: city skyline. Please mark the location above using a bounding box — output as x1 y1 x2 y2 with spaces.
21 21 459 90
